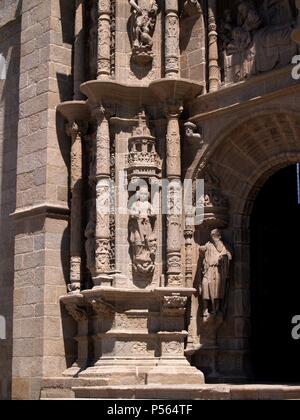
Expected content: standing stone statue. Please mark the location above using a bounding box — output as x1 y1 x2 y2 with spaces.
199 229 232 317
129 184 157 278
128 0 158 65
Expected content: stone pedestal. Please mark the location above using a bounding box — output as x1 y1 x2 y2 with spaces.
60 287 204 386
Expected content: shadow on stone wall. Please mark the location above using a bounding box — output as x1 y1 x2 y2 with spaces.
0 0 22 400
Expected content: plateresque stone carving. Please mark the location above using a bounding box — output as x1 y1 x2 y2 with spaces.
220 0 297 82
128 0 159 65
198 229 232 317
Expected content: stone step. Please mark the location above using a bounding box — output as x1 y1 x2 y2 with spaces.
68 384 300 400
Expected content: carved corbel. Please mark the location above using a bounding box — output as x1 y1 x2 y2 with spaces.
90 298 115 316
65 303 88 323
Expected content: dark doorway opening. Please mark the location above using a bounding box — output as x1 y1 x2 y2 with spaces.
250 165 300 383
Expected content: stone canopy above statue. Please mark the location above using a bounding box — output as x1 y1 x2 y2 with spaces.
219 0 298 82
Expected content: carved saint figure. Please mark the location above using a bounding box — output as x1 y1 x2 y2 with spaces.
199 229 232 317
129 185 157 277
128 0 158 63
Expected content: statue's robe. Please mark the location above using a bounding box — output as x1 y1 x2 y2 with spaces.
200 241 232 301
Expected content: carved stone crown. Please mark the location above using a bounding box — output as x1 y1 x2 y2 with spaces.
127 110 161 180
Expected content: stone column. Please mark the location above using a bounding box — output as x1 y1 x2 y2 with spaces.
93 105 111 287
67 122 85 293
207 0 220 92
165 103 183 287
74 0 85 99
165 0 180 79
97 0 111 79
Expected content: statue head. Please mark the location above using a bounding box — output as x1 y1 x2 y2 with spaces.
185 122 197 137
138 185 150 203
211 229 222 243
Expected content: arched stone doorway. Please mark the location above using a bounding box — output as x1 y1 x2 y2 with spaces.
250 164 300 383
189 111 300 382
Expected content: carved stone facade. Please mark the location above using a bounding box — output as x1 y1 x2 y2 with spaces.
1 0 300 400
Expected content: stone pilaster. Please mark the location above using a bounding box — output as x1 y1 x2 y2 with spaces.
165 103 183 287
92 104 111 287
66 121 86 293
74 0 85 99
97 0 111 79
207 0 220 92
165 0 180 79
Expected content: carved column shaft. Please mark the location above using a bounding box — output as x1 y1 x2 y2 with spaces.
166 105 183 287
184 228 193 288
207 0 220 92
97 0 111 79
68 122 84 293
93 106 111 286
74 0 85 99
165 0 180 79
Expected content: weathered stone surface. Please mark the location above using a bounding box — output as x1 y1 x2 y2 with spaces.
1 0 300 401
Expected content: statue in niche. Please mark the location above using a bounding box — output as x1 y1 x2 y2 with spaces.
198 229 232 317
128 0 158 65
220 0 297 82
129 184 157 278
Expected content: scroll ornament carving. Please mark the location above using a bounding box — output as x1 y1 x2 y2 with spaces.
162 341 183 355
219 0 297 82
95 238 111 274
128 0 158 65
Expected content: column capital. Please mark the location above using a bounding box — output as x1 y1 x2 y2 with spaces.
98 0 111 15
91 102 112 123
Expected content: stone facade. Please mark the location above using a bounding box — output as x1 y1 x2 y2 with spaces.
0 0 300 400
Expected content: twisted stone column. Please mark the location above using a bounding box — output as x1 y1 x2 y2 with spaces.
165 103 183 287
92 105 111 287
74 0 85 99
207 0 220 92
165 0 180 79
97 0 111 79
67 122 85 293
